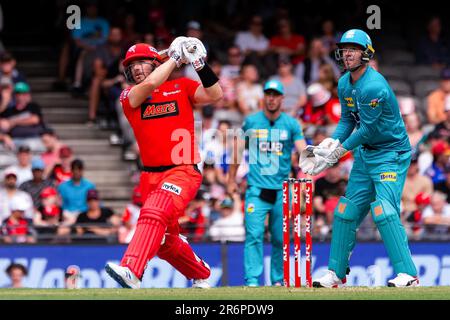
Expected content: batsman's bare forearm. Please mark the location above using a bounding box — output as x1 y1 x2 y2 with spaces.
128 59 177 108
195 82 223 105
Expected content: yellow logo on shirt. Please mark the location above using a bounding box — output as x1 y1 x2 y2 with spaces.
253 129 268 138
344 97 354 107
380 172 397 182
369 98 380 108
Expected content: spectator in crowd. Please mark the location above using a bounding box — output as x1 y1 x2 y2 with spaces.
147 7 173 50
320 20 341 55
209 194 245 242
434 163 450 201
424 140 450 185
416 16 449 68
0 75 14 117
0 168 34 222
294 38 340 85
121 13 141 49
75 189 119 243
235 15 269 57
402 154 434 216
269 18 306 65
4 263 28 288
402 109 427 154
40 128 63 176
269 55 306 117
427 68 450 124
58 159 96 224
48 146 73 185
234 15 271 78
184 21 209 82
429 95 450 144
70 2 110 94
4 145 33 186
1 196 36 244
313 162 347 227
317 63 339 96
33 186 65 243
422 191 450 236
0 82 46 151
200 163 226 205
19 157 55 208
220 46 243 82
87 27 125 126
302 83 341 128
404 192 430 240
236 64 264 115
118 185 142 244
179 189 208 242
0 51 26 84
209 59 237 111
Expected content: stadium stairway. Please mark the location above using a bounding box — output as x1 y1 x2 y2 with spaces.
10 45 134 215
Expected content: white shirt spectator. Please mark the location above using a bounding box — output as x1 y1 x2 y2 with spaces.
209 210 245 242
236 82 263 114
0 190 34 221
220 65 241 81
234 31 269 53
422 204 450 219
4 164 32 186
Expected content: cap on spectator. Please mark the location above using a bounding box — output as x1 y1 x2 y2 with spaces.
31 157 45 170
415 192 431 206
41 186 58 198
445 95 450 112
220 198 234 208
87 189 99 201
431 140 449 156
59 146 73 158
17 145 31 153
264 80 284 95
3 167 18 179
440 68 450 80
187 20 201 30
398 96 416 116
14 82 31 94
42 205 61 217
307 83 331 107
9 196 28 212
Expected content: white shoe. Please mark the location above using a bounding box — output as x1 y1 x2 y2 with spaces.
192 279 211 289
105 262 141 289
312 270 346 288
387 273 419 287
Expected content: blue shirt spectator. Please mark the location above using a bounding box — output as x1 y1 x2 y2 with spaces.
71 4 109 49
58 159 95 214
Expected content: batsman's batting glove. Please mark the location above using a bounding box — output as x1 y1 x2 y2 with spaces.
168 36 189 68
183 37 207 71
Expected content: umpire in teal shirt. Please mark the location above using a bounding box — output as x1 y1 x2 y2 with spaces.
228 79 306 286
301 29 419 288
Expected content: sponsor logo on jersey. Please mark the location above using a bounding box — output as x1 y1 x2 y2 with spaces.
141 101 179 119
374 205 383 216
344 97 355 107
259 141 283 155
247 203 255 214
161 182 182 195
369 98 380 108
252 129 268 138
162 90 181 97
380 172 397 182
338 203 347 214
280 130 288 140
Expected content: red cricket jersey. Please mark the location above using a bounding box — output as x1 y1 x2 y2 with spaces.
120 78 201 167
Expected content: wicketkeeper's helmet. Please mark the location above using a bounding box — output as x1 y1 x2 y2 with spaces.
335 29 375 71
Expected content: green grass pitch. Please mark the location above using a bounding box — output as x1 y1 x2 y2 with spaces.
0 286 449 300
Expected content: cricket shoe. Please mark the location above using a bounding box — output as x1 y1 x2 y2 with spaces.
105 262 141 289
387 273 419 287
312 270 346 288
192 279 211 289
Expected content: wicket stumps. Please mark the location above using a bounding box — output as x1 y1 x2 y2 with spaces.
282 178 313 288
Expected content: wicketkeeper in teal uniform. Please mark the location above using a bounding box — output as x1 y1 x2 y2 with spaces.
299 29 419 288
228 80 306 286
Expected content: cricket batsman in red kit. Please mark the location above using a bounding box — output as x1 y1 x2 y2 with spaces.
105 36 223 289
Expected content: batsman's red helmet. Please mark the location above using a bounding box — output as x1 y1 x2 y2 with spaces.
123 43 162 67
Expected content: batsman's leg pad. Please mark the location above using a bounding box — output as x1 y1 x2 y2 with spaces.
371 200 417 276
121 190 174 279
328 197 360 279
157 234 211 280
